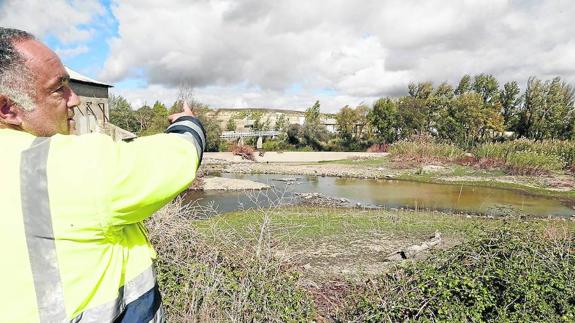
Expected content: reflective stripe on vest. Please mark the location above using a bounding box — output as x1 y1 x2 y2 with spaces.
70 266 159 322
21 137 67 322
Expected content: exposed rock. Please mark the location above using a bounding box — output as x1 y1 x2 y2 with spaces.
199 176 270 191
295 193 352 207
386 232 442 261
274 177 302 182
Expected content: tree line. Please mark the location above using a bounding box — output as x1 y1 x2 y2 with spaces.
109 73 574 152
333 74 575 150
109 96 222 151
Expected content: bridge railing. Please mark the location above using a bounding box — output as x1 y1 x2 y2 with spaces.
220 130 282 139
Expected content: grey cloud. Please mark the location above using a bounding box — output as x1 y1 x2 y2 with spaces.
0 0 104 43
98 0 575 111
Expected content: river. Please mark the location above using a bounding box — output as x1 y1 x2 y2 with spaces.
184 173 575 217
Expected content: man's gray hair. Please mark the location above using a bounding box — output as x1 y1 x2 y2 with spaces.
0 27 35 111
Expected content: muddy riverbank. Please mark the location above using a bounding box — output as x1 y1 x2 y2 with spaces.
203 154 575 196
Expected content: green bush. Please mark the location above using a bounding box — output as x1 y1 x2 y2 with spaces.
218 140 230 152
261 139 289 151
341 226 575 322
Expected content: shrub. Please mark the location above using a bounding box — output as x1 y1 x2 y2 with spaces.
261 139 288 151
388 135 465 164
341 226 575 322
218 140 230 152
147 201 316 322
367 143 389 153
231 144 256 161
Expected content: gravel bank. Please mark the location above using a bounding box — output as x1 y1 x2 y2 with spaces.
215 162 398 179
196 176 271 191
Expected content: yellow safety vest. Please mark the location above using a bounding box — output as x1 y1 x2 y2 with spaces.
0 128 201 322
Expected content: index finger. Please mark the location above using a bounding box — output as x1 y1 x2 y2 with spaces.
183 101 192 112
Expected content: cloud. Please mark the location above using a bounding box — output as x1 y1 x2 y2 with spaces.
55 45 90 59
0 0 104 43
10 0 568 113
101 0 575 111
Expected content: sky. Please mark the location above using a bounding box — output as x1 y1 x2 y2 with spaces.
1 0 574 113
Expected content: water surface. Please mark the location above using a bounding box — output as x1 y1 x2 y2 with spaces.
184 174 574 217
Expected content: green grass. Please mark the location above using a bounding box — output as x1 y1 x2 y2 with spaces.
191 206 562 249
450 165 506 177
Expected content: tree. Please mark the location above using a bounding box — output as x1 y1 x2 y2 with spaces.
335 105 360 143
516 77 546 139
472 74 500 105
368 98 398 143
251 111 265 131
299 100 329 150
133 105 154 134
500 81 522 129
275 113 288 131
226 118 236 131
437 92 503 147
286 124 302 145
354 104 370 139
139 101 169 135
109 94 138 134
397 96 428 138
305 100 321 125
408 82 433 100
455 74 472 95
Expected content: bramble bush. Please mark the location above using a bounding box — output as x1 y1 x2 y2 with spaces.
341 225 575 322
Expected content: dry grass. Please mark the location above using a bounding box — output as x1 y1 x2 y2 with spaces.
388 135 465 165
146 197 315 322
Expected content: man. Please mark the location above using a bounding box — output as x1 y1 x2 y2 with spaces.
0 28 205 322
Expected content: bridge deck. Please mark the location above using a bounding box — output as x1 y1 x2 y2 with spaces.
220 130 281 139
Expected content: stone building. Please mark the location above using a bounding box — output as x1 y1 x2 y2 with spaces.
208 108 337 132
67 67 136 140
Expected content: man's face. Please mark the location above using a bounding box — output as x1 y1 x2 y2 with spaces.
14 39 80 136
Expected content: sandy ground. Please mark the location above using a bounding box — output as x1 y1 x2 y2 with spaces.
205 151 386 163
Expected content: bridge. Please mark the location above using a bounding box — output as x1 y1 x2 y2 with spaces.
220 130 282 148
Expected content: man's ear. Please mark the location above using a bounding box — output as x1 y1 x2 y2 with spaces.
0 95 23 126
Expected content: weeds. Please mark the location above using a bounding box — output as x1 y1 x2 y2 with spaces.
146 199 315 322
474 139 575 175
148 197 575 322
388 135 465 164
